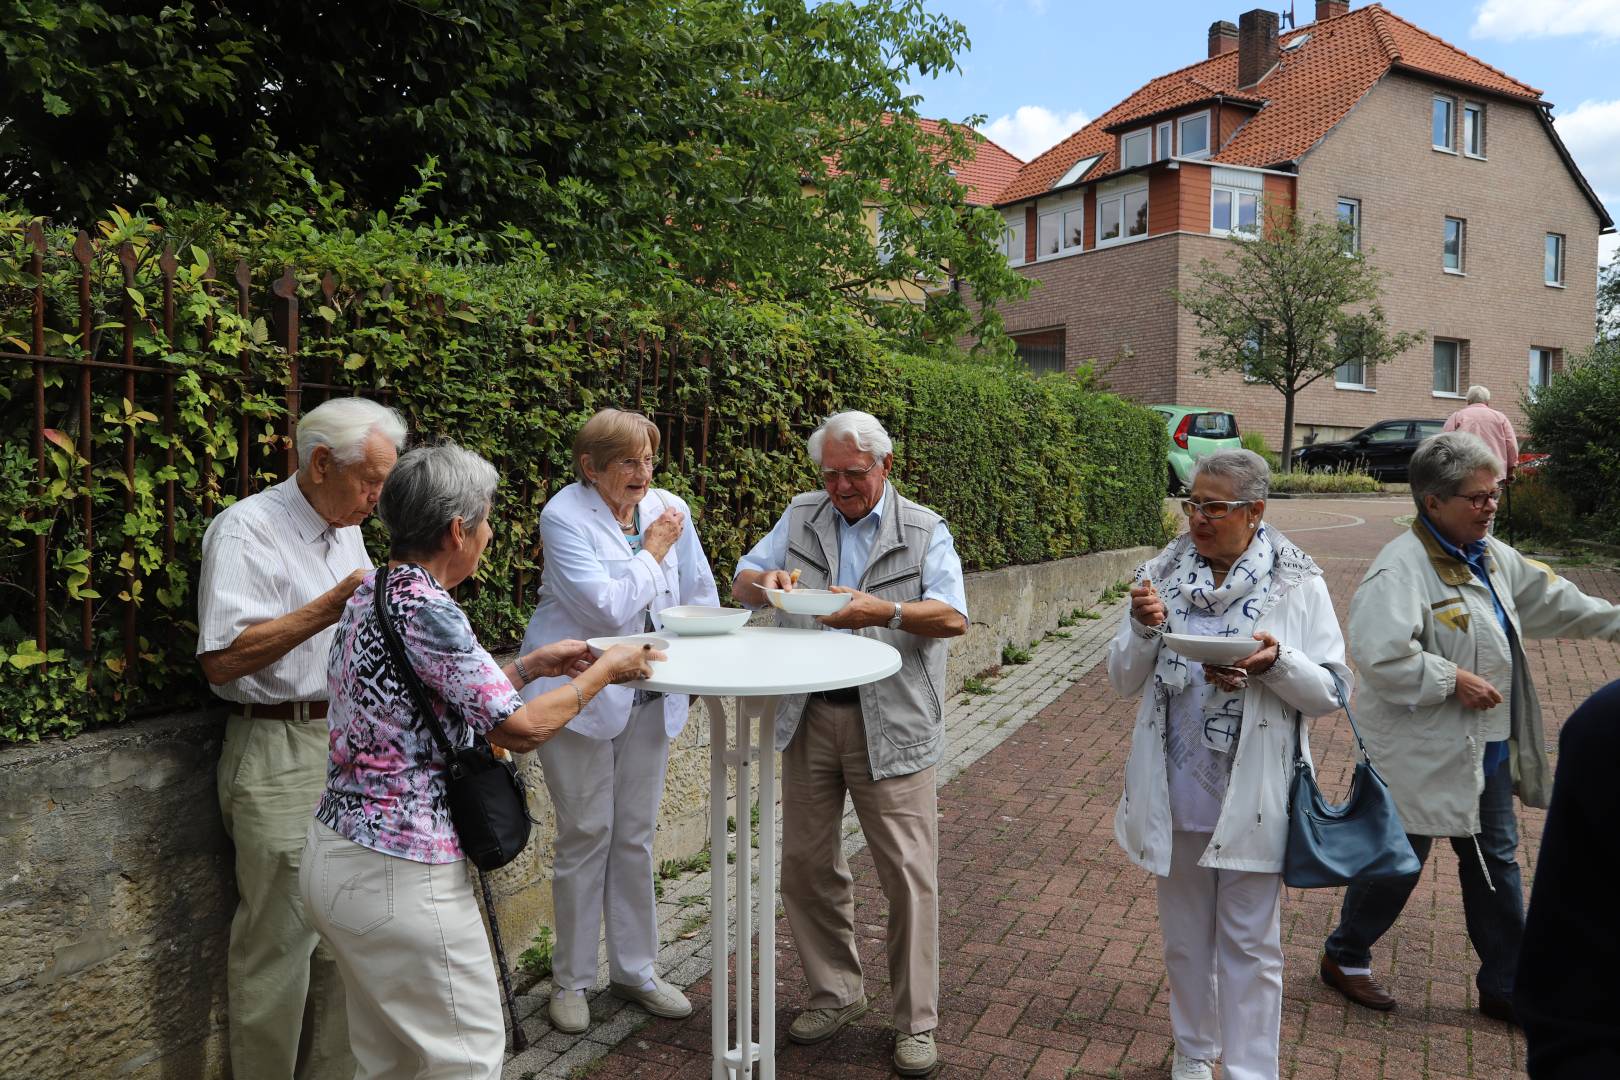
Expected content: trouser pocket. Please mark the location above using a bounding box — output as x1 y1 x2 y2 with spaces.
319 842 396 936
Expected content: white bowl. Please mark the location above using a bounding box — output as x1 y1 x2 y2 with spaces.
762 587 853 616
585 634 671 656
1161 632 1259 665
658 606 750 636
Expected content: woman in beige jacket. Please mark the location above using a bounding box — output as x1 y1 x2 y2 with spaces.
1320 431 1620 1026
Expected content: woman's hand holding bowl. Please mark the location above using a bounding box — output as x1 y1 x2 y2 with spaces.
597 642 667 684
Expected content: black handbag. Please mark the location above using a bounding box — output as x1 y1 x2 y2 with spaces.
1283 673 1422 889
372 563 534 872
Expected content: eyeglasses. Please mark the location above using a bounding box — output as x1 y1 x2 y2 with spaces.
1180 499 1253 520
614 456 657 473
820 460 881 485
1448 486 1503 510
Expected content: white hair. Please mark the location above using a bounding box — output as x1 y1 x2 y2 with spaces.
1191 448 1270 502
296 397 407 470
807 410 893 466
1465 385 1491 404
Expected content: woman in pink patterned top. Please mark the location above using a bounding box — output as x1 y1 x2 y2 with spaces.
299 442 662 1079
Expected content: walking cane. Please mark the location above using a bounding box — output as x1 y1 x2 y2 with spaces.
476 869 530 1054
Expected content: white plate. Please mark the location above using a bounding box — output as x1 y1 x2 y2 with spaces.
585 634 671 656
762 587 853 616
658 606 750 635
1161 632 1258 665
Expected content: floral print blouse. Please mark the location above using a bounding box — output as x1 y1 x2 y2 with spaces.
317 563 522 863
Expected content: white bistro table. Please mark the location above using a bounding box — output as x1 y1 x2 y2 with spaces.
631 625 901 1080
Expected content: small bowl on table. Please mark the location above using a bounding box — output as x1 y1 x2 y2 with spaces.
762 587 853 616
658 606 750 636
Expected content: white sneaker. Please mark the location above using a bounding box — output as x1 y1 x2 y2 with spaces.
1171 1050 1215 1080
609 975 694 1019
549 989 589 1034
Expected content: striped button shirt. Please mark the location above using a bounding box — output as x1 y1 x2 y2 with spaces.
196 475 373 704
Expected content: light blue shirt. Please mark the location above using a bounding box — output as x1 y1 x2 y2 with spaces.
734 489 969 622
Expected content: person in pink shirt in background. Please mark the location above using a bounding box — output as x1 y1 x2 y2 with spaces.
1442 386 1520 482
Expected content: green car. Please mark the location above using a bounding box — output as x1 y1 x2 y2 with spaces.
1151 406 1242 493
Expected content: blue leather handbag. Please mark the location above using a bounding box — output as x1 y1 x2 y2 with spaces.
1283 675 1422 889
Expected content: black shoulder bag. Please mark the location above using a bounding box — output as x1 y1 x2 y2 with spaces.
372 563 534 872
1283 672 1423 889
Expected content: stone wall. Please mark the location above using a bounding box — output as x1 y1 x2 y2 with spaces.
0 544 1151 1079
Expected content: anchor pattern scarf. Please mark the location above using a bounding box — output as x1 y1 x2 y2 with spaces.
1151 524 1276 753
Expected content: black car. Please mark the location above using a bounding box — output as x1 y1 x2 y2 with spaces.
1292 418 1445 480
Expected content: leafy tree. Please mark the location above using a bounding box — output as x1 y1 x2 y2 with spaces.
0 0 1025 351
1175 205 1422 469
1599 247 1619 339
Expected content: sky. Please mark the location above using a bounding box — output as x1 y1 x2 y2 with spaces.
907 0 1620 267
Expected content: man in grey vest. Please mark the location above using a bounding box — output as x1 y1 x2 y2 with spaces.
734 411 968 1077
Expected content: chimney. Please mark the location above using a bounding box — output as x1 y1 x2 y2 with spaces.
1238 8 1280 88
1208 20 1239 58
1316 1 1349 20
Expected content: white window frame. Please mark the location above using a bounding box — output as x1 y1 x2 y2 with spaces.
1433 339 1461 396
1463 102 1486 158
1545 232 1565 287
1337 197 1361 254
1443 216 1465 274
1156 121 1173 161
1062 205 1085 252
1097 183 1149 247
1529 347 1557 394
1334 349 1367 389
1433 95 1456 152
1211 185 1261 237
1120 128 1151 169
1178 110 1212 160
1036 209 1062 258
1003 218 1026 267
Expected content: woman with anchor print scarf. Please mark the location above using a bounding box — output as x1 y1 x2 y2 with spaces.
1107 449 1352 1080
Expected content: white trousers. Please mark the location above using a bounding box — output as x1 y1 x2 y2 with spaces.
538 697 672 990
1154 830 1284 1080
299 822 504 1080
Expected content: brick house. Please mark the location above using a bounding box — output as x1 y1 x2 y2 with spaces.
974 1 1612 446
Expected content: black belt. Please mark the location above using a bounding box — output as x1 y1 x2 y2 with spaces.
812 686 861 705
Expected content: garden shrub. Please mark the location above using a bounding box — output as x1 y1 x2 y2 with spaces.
1522 339 1620 540
0 203 1165 742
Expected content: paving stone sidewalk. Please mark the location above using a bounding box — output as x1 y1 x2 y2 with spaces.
506 499 1620 1079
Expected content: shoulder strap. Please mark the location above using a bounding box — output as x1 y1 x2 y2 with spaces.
1294 667 1372 767
372 563 459 758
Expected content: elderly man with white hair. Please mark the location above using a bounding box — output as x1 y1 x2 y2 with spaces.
198 396 406 1080
1441 384 1519 482
733 410 968 1077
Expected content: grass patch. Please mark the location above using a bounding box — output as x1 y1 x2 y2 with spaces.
1270 465 1379 494
517 926 554 979
657 846 711 884
1098 579 1132 606
1001 641 1034 665
1044 629 1072 640
961 675 995 697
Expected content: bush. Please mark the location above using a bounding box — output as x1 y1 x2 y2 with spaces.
1496 471 1580 547
1522 340 1620 540
1269 467 1380 494
1240 430 1282 472
0 203 1166 743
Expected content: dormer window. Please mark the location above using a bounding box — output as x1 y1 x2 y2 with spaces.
1121 129 1151 169
1178 112 1211 159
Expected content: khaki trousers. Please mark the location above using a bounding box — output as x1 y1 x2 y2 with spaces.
780 696 939 1034
300 822 505 1080
217 711 352 1080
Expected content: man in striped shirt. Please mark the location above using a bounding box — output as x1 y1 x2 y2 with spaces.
197 397 406 1080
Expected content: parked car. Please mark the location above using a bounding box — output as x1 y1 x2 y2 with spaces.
1291 418 1444 480
1151 405 1243 493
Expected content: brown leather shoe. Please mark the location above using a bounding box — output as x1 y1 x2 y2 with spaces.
1320 955 1397 1011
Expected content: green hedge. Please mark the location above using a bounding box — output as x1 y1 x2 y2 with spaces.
1522 339 1620 541
0 201 1165 742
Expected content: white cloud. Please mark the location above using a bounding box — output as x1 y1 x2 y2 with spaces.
1552 99 1620 267
980 106 1090 161
1472 0 1620 41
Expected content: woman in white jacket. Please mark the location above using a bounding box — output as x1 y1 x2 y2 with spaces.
520 409 719 1034
1109 450 1351 1080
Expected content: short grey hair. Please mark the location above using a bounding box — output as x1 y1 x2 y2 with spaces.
1409 431 1503 514
807 411 893 466
296 397 407 470
378 442 500 559
1465 385 1491 404
1191 449 1270 502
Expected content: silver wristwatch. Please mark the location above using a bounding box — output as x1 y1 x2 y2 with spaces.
887 602 903 630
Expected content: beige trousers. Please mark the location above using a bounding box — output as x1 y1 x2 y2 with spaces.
780 696 939 1034
300 822 506 1080
217 711 352 1080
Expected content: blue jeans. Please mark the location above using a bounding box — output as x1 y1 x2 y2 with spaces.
1324 762 1524 999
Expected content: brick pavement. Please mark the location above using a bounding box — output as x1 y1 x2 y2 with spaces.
520 498 1620 1079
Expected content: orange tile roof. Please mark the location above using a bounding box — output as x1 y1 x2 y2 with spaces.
998 3 1542 206
914 118 1025 205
